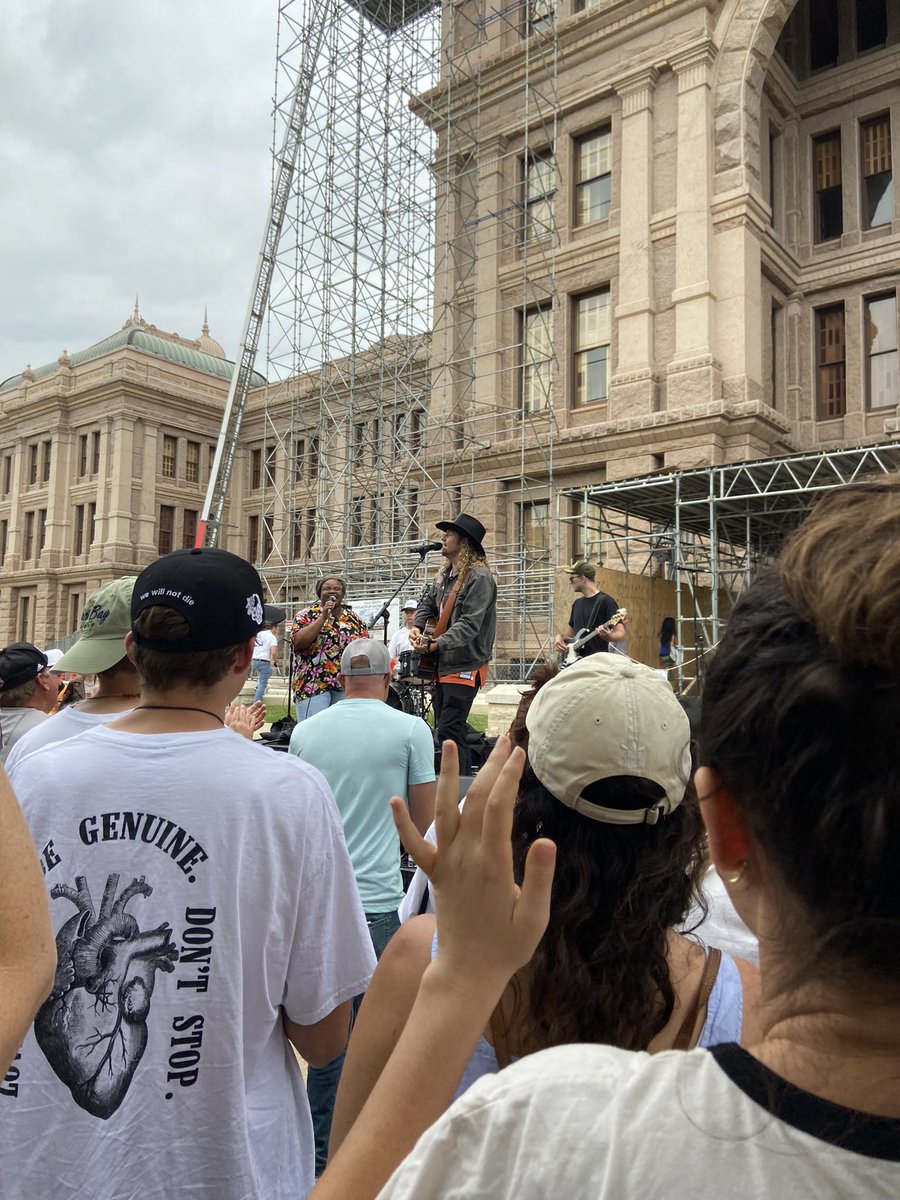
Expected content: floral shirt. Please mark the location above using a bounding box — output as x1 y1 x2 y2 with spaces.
290 603 369 700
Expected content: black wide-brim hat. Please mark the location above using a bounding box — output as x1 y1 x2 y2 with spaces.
435 512 486 556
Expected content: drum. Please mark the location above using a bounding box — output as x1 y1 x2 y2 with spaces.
398 649 426 683
387 682 412 713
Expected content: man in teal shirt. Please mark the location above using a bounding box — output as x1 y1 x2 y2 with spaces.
288 637 436 1173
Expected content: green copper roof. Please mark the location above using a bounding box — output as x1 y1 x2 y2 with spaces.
0 326 266 393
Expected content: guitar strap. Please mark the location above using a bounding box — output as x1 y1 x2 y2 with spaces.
582 593 606 639
432 573 463 639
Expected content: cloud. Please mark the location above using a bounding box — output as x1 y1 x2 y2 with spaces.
0 0 275 379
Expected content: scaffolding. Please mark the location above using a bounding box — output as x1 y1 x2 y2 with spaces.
562 442 900 689
248 0 564 677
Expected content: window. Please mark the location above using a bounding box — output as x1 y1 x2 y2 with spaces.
38 508 47 552
814 131 843 242
816 305 846 418
865 294 898 409
308 437 320 479
88 502 96 548
27 443 38 486
292 510 304 559
2 455 11 494
262 513 274 560
521 502 551 573
18 594 31 643
857 0 887 53
186 441 200 484
265 446 276 487
74 505 85 556
162 435 177 479
809 0 839 70
575 129 611 226
521 150 555 244
23 511 34 560
351 497 365 547
69 589 83 632
41 440 51 483
247 514 259 561
521 307 554 414
408 410 424 454
573 290 611 406
524 0 552 34
305 507 316 556
208 444 217 482
571 496 604 564
768 128 783 232
0 519 7 565
158 505 175 555
91 430 101 475
182 508 198 549
770 302 783 408
294 438 306 482
354 422 369 460
78 434 88 478
861 114 893 229
251 448 262 490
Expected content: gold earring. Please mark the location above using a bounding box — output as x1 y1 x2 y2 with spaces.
722 860 747 885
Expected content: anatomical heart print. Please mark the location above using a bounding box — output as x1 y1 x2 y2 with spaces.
36 872 178 1119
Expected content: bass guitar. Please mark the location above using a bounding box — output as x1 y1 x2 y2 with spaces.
559 607 628 668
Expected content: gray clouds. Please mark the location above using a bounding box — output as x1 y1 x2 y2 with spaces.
0 0 275 379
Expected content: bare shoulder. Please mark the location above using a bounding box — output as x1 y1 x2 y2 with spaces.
379 914 436 981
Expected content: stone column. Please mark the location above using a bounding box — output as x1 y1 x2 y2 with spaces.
609 68 658 419
667 45 720 410
105 415 137 564
472 135 509 448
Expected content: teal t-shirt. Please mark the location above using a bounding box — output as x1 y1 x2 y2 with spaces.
288 699 435 912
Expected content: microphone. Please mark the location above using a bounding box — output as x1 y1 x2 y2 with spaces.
411 541 443 555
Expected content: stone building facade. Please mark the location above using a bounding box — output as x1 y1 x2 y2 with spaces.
416 0 899 567
0 309 260 646
1 0 897 653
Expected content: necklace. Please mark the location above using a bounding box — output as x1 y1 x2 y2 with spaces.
133 705 224 726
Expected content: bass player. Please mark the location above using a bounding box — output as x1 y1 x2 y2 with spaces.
553 561 627 659
410 512 497 775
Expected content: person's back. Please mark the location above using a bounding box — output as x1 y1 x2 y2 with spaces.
290 698 433 912
0 643 57 765
2 548 375 1200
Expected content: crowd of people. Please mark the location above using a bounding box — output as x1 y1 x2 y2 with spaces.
0 481 898 1198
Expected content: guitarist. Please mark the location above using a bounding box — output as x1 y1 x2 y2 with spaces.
553 561 626 659
409 512 497 774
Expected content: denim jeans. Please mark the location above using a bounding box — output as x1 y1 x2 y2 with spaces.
250 659 272 703
306 908 400 1175
294 688 344 723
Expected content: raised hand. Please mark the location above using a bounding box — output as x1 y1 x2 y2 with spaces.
225 699 267 739
391 737 556 997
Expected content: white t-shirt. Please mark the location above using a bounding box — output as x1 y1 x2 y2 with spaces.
252 628 279 662
3 725 376 1200
4 705 134 774
387 626 413 666
378 1042 900 1199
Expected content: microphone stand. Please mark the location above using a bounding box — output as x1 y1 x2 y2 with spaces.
367 549 431 644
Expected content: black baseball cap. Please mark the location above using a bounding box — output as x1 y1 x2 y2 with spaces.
0 642 49 692
132 548 265 652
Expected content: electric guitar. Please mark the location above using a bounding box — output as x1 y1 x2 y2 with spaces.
559 608 628 668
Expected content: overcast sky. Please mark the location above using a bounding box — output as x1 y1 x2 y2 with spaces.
0 1 277 382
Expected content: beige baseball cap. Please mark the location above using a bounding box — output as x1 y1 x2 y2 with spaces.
525 655 691 825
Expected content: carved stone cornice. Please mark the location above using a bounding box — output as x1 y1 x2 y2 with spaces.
669 41 717 92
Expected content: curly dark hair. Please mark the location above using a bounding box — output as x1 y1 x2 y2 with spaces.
510 774 706 1051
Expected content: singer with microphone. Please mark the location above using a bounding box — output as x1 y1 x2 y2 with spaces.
290 576 369 722
409 512 497 773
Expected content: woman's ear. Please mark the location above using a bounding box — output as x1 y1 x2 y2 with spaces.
695 765 751 879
